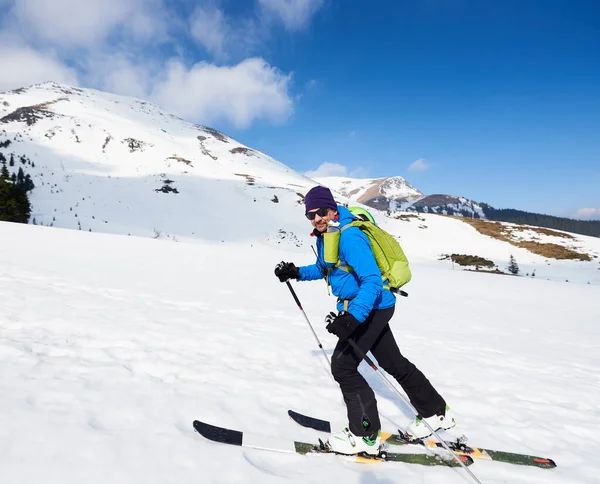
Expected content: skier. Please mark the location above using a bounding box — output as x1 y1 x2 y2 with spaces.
274 185 455 455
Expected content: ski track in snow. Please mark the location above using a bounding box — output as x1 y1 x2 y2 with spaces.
1 222 599 483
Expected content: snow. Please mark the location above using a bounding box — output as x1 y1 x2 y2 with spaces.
1 82 600 483
1 220 600 484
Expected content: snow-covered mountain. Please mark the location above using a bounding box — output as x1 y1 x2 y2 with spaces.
411 194 485 218
314 175 423 209
0 82 317 243
316 175 485 217
1 82 599 284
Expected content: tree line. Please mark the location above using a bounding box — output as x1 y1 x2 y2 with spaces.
480 204 600 238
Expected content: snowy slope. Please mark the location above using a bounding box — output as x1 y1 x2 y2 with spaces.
1 220 600 484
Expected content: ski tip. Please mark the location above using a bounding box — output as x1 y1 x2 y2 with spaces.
288 409 331 433
459 455 475 466
532 457 557 468
192 420 208 435
287 409 305 420
192 420 243 446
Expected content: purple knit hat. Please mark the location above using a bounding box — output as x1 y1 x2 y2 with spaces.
305 186 337 212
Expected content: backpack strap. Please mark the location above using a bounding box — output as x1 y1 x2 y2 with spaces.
335 222 356 273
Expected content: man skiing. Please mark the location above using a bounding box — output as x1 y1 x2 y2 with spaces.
274 185 455 455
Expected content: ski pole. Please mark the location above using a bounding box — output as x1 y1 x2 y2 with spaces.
346 339 482 484
285 281 331 366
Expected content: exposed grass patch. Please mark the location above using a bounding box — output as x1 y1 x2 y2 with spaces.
516 241 591 260
230 147 256 156
455 217 591 261
440 253 495 267
200 127 229 143
0 98 67 126
233 173 256 185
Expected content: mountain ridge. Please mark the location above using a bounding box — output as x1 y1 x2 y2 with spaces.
316 175 600 238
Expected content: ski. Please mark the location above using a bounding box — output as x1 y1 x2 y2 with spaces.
192 420 473 467
288 409 556 469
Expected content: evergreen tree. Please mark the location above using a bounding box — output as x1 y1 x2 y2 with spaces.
508 254 519 275
23 174 34 192
0 174 31 223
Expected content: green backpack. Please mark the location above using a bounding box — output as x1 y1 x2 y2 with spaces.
323 206 412 292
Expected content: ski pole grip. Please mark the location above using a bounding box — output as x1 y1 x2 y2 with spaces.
285 281 302 309
347 339 378 370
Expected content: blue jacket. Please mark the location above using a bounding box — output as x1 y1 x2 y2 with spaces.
298 206 396 323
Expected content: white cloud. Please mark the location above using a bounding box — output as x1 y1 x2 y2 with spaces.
190 5 230 59
408 158 430 172
83 53 157 99
258 0 324 31
7 0 169 47
0 0 301 129
188 4 262 60
304 162 349 178
151 58 293 128
0 39 78 91
573 208 600 220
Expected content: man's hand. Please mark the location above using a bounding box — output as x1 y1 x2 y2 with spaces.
325 311 360 342
274 261 300 283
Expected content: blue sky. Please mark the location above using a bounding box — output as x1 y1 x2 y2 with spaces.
0 0 598 219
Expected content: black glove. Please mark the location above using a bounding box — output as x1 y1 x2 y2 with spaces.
274 261 300 283
325 311 360 342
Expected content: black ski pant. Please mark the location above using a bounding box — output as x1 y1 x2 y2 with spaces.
331 306 446 437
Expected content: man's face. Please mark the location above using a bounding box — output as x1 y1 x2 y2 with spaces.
306 207 337 233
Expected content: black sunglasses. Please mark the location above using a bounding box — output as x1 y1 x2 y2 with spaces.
305 207 330 220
